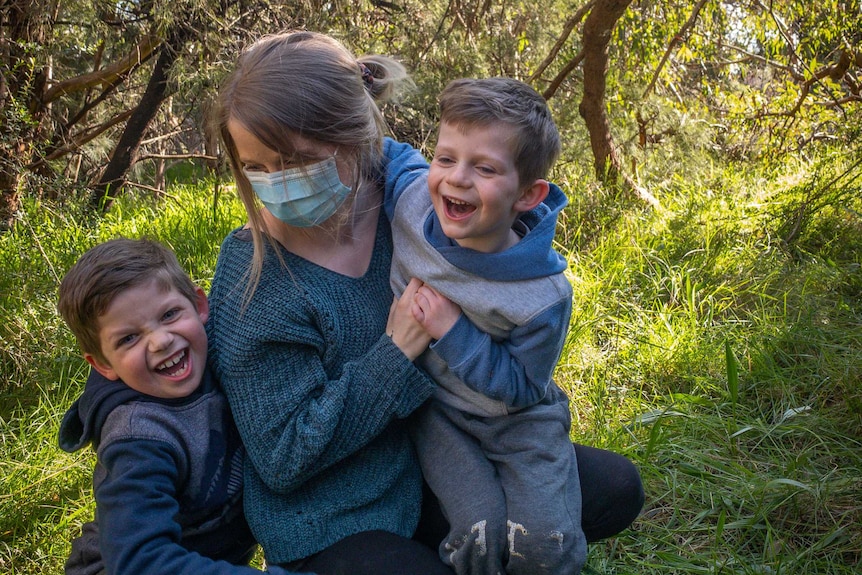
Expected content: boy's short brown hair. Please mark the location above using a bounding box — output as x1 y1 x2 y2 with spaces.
438 77 561 186
57 238 199 363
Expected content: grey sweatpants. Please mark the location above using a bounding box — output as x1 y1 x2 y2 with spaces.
411 386 587 575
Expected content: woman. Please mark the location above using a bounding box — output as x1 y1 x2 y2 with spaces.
207 31 643 575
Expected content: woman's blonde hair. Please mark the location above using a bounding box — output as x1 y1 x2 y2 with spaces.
214 30 410 300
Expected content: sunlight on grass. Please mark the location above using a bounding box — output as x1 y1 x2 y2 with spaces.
0 362 93 573
2 148 861 573
553 146 862 573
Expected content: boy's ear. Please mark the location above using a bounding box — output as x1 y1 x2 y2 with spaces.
514 179 550 213
194 286 210 323
84 353 119 381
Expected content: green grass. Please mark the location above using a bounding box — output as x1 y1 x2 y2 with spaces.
1 148 861 573
554 149 862 574
0 182 247 573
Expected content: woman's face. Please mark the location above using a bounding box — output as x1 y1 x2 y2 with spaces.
227 118 352 185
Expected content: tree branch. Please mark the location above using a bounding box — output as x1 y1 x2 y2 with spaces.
123 179 178 198
579 0 658 206
30 109 135 167
42 33 160 103
136 153 217 162
755 0 846 113
722 44 803 80
417 0 456 62
643 0 709 99
746 49 856 119
542 50 585 100
528 0 595 85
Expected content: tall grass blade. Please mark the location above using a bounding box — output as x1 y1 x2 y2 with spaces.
725 339 739 405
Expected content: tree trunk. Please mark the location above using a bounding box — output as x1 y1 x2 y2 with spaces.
579 0 632 184
90 26 190 211
0 0 49 228
579 0 657 205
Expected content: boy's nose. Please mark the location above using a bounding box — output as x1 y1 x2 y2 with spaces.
447 165 471 188
148 329 174 352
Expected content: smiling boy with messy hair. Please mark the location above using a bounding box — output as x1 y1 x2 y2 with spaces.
57 237 300 575
382 77 587 575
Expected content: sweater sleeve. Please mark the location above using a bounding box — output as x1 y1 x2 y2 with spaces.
95 439 308 575
220 331 432 494
430 298 571 409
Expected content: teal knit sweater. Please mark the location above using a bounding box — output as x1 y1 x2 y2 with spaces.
206 217 435 565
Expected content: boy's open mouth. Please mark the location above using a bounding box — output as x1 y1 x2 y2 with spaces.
156 350 189 378
444 196 476 219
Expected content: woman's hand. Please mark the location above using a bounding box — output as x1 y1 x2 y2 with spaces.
411 283 461 340
386 278 432 361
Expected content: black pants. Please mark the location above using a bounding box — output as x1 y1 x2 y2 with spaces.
282 444 644 575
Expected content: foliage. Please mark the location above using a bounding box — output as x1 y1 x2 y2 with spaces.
4 0 858 215
3 134 862 572
2 1 861 572
616 0 862 161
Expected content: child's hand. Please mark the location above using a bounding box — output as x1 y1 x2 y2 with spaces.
411 283 461 340
386 278 432 361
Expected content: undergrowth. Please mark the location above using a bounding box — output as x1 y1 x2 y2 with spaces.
1 147 860 573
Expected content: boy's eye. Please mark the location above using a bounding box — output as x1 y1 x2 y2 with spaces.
434 155 454 165
162 308 180 321
477 166 496 175
116 334 137 347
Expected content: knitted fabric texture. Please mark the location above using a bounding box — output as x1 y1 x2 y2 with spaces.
206 219 435 565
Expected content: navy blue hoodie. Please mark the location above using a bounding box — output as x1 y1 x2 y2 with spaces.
58 367 290 575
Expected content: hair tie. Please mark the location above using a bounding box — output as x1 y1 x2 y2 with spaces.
358 63 374 92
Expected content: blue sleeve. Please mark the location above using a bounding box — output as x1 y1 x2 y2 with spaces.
382 137 429 220
96 440 309 575
430 299 572 409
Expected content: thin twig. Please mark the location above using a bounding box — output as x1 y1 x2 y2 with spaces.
643 0 709 99
21 215 60 285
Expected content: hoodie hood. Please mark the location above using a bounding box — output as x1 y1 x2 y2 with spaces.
426 182 569 281
58 368 142 453
59 366 214 453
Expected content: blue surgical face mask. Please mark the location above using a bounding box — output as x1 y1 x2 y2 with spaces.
243 157 352 227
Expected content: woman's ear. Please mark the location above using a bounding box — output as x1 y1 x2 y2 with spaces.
513 179 550 212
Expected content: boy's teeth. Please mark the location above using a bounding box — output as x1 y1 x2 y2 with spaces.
157 350 185 371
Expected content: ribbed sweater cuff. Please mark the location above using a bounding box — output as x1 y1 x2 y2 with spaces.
364 335 435 418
